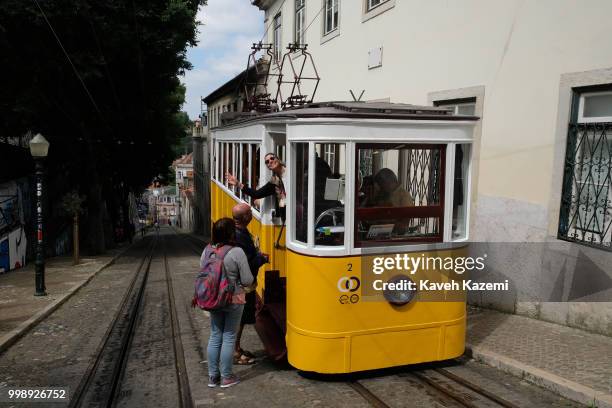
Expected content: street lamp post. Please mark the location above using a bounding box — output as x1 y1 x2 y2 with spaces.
153 188 160 231
29 134 50 297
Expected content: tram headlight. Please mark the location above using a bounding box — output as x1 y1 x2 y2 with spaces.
383 275 417 306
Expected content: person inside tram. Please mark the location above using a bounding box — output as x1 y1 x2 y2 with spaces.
364 168 415 238
226 152 286 219
358 175 378 207
202 218 253 388
372 168 414 207
231 203 269 365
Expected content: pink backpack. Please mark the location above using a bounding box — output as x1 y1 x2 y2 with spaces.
192 244 235 311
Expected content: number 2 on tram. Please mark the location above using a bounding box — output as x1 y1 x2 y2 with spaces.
210 102 478 374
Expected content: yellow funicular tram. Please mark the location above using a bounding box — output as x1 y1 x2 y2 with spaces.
210 101 477 373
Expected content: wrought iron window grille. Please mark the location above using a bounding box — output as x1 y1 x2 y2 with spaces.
558 122 612 251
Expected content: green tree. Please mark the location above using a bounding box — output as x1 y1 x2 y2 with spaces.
0 0 206 254
173 111 194 158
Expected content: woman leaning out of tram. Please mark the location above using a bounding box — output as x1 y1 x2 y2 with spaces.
225 152 286 216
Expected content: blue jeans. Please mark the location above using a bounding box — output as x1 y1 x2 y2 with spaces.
207 304 244 378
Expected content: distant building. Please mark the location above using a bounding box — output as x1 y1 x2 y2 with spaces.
148 185 178 226
203 61 269 129
172 153 196 231
194 62 269 237
191 117 210 237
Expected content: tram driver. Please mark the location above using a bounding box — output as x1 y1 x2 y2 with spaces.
372 168 414 207
226 153 286 220
358 175 377 207
358 168 415 240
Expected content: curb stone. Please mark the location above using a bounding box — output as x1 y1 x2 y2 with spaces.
0 244 133 355
466 344 612 408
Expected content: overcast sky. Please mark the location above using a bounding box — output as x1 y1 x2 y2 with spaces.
182 1 264 120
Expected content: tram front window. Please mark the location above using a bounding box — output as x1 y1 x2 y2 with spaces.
356 144 444 245
314 143 345 246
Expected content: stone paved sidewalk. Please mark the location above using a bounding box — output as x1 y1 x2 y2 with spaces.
0 245 127 353
467 307 612 408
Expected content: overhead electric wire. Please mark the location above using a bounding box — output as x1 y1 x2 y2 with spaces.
85 9 123 113
130 0 147 102
257 0 323 46
32 0 105 121
259 0 287 43
34 0 158 147
302 2 325 38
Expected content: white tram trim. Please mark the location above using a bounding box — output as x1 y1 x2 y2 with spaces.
215 117 477 133
211 106 478 253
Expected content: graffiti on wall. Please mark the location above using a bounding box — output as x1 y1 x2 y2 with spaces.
0 194 19 233
0 179 29 273
0 226 27 273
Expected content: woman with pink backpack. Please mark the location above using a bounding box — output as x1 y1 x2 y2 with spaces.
200 218 253 388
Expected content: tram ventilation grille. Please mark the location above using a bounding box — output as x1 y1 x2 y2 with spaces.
329 102 454 116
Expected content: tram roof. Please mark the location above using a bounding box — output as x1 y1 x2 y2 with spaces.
214 101 479 130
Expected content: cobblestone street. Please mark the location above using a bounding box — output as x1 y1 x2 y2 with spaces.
0 229 603 407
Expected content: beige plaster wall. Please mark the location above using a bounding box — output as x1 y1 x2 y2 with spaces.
257 0 612 335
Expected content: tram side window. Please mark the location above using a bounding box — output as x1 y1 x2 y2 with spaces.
453 144 470 240
294 143 309 243
217 142 223 182
215 142 220 181
222 142 228 183
227 144 233 188
251 144 261 211
314 143 345 246
221 143 227 184
221 142 226 182
234 143 240 191
241 144 250 203
356 144 445 245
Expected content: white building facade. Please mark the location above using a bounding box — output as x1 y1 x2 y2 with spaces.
173 153 196 231
252 0 612 335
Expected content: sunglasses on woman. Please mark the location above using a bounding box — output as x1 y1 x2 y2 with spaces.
265 157 277 165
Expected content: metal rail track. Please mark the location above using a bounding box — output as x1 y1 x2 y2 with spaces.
348 367 521 408
402 367 521 408
348 381 391 408
69 233 194 408
162 234 194 408
434 368 520 408
69 237 156 408
177 232 207 255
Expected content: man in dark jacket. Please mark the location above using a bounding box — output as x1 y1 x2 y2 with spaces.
232 203 268 364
